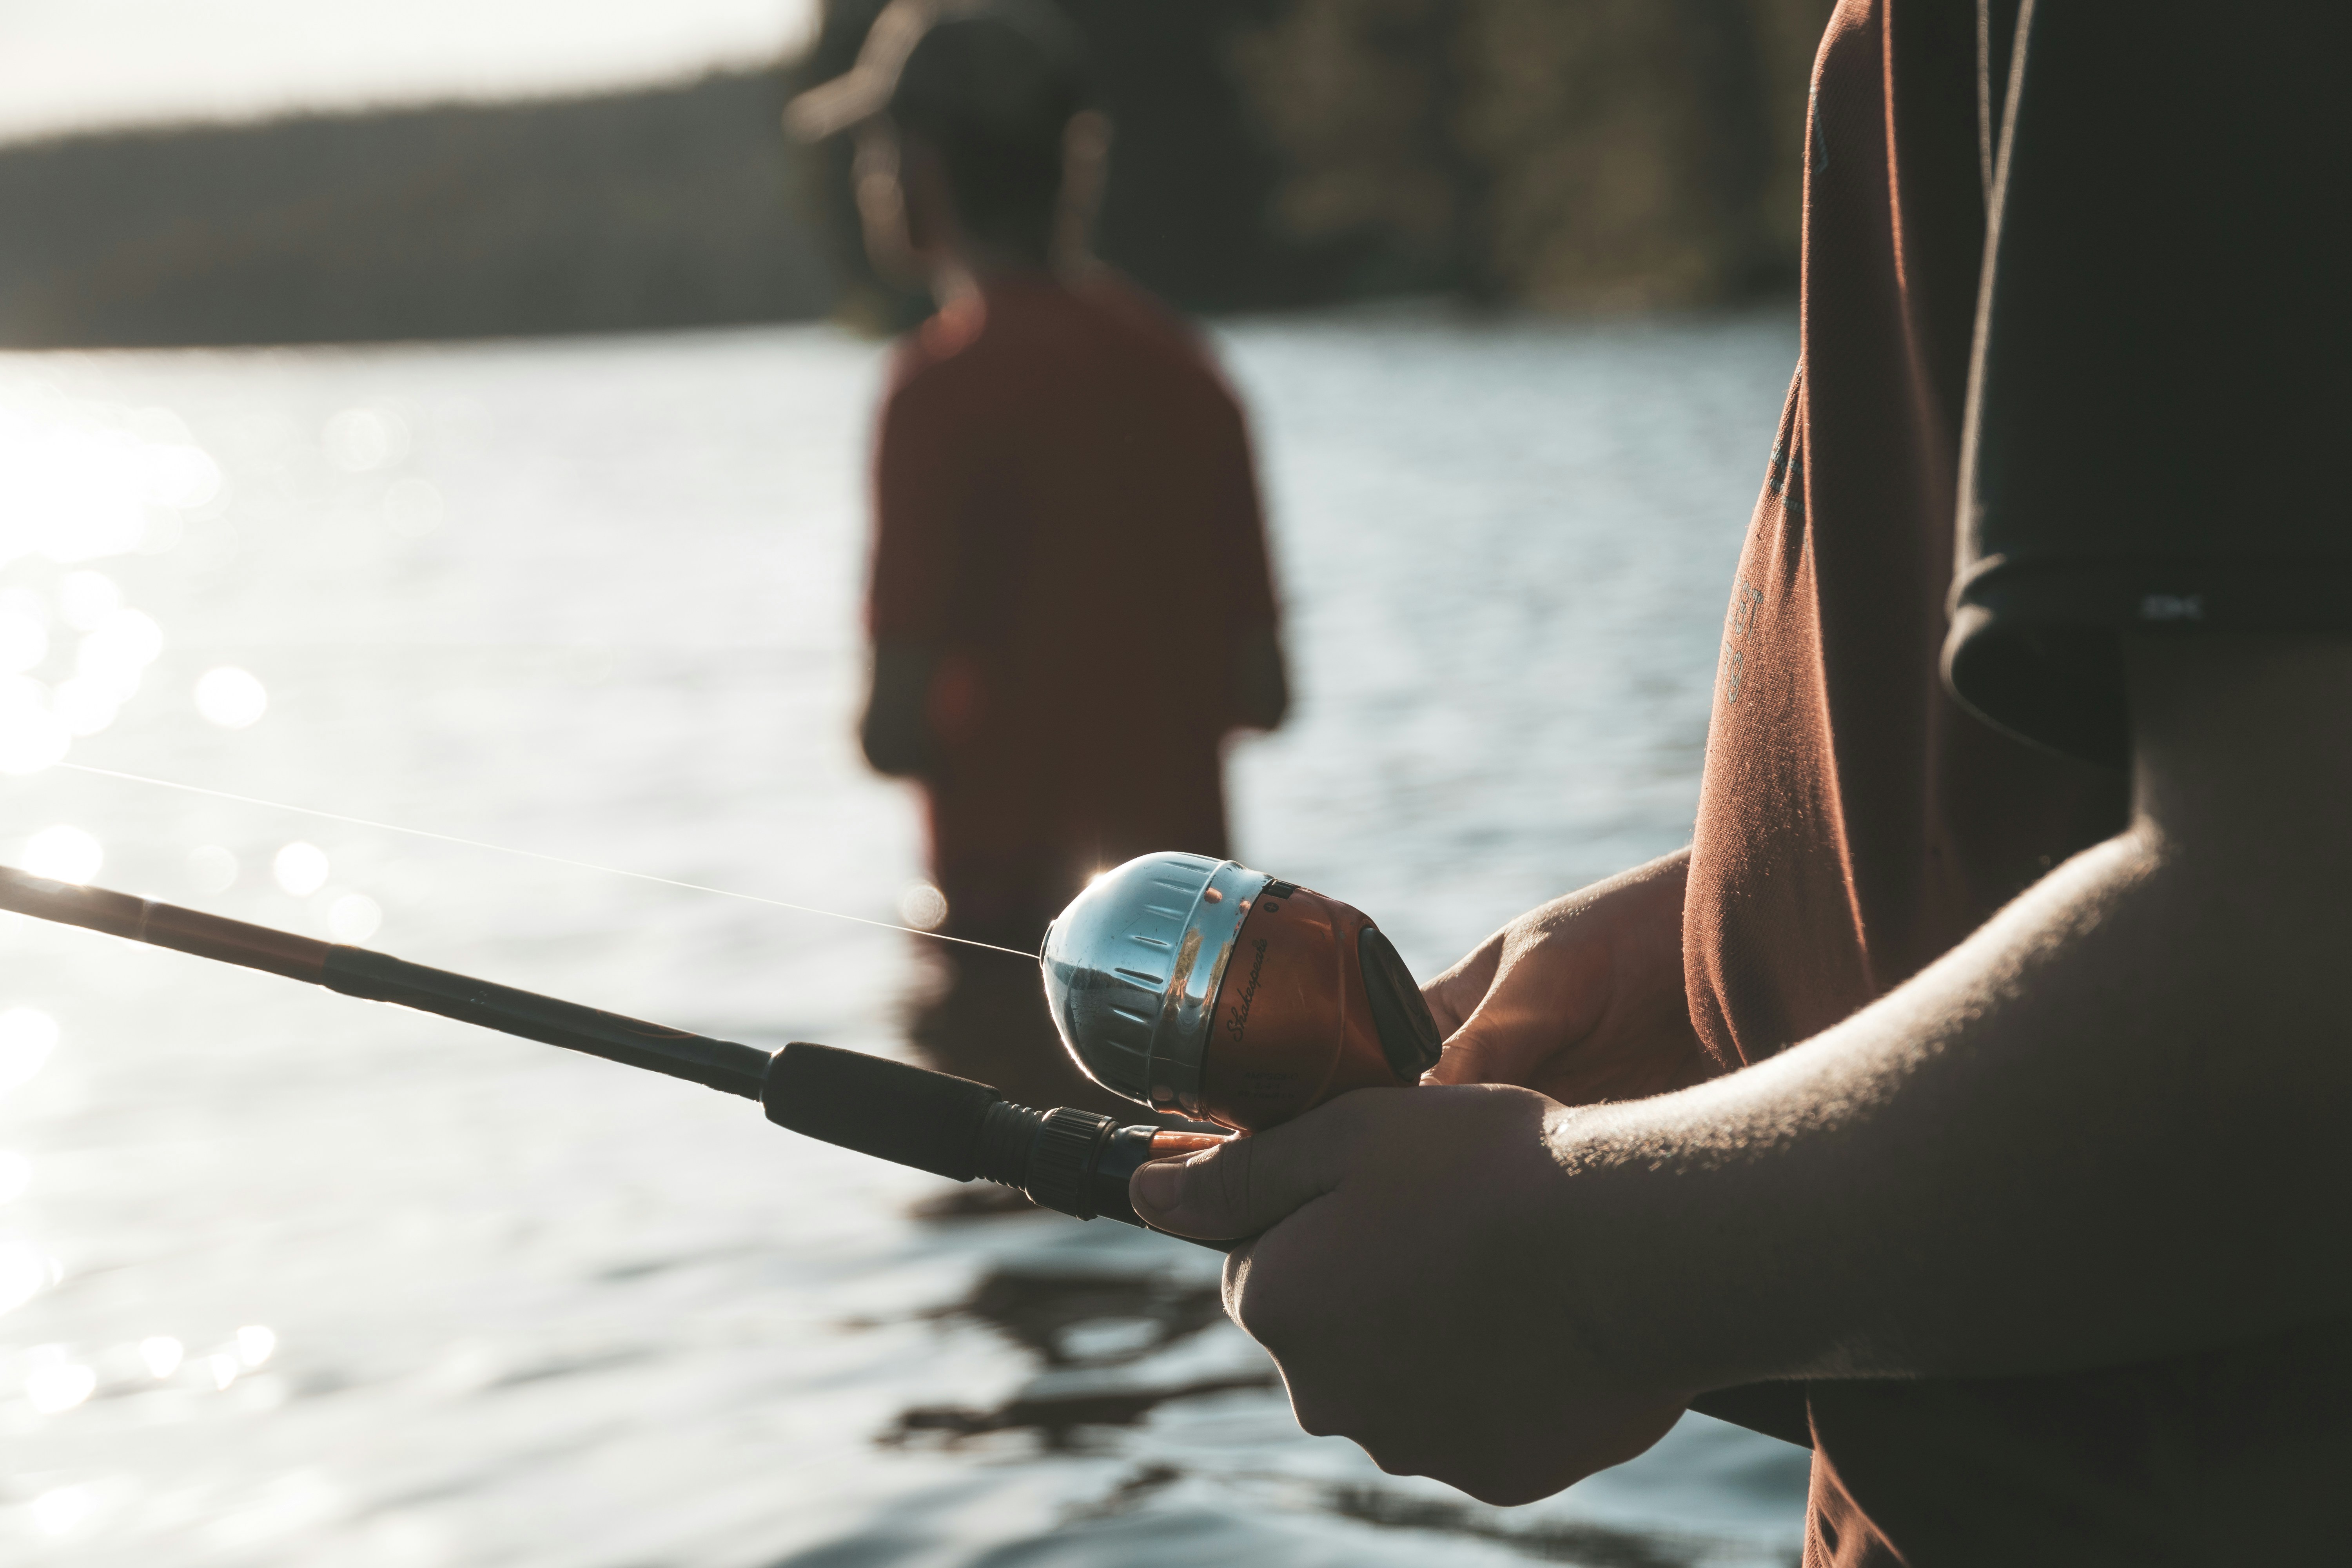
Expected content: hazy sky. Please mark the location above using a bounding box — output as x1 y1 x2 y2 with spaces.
0 0 822 143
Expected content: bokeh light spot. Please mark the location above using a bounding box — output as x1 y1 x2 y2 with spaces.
78 608 163 697
0 1239 51 1312
0 1007 59 1093
327 893 381 943
31 1485 94 1537
57 570 121 631
0 698 68 775
141 1335 184 1378
325 407 407 472
52 679 118 737
237 1325 277 1367
0 609 45 673
898 882 948 931
187 844 239 895
26 1361 96 1414
274 842 330 897
194 666 268 728
23 824 102 883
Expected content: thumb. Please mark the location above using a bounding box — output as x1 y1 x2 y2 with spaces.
1129 1117 1342 1240
1421 1015 1518 1086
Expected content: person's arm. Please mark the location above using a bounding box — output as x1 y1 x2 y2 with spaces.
860 639 935 779
1131 634 2352 1503
1230 624 1290 734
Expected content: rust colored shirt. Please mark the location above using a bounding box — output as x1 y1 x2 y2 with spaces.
867 272 1278 931
1685 2 2352 1561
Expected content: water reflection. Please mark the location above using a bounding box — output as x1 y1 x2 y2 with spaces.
31 1486 94 1538
324 406 408 472
186 844 240 894
0 1008 58 1090
383 476 445 538
26 1351 97 1414
57 570 120 630
0 604 43 671
20 826 102 883
272 842 329 897
194 665 269 728
0 318 1811 1565
327 893 382 942
0 1239 50 1312
0 379 223 778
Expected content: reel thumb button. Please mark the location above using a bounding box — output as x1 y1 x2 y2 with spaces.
1356 925 1443 1081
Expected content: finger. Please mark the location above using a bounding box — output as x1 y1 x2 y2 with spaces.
1129 1113 1345 1239
1422 1016 1520 1085
1419 946 1499 1036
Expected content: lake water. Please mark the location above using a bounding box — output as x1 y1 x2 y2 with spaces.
0 307 1809 1566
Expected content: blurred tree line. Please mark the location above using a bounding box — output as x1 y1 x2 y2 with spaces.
0 0 1830 348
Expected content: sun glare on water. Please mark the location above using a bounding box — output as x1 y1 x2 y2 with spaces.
20 825 102 884
0 381 220 774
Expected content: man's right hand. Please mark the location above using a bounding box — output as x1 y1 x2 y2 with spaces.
1421 849 1714 1104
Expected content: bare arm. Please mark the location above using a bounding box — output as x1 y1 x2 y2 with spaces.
1565 633 2352 1385
1132 635 2352 1501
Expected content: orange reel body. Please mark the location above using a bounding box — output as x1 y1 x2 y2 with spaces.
1040 855 1441 1133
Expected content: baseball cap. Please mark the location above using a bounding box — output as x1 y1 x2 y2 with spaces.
783 0 1086 144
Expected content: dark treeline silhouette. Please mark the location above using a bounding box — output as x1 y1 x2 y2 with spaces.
0 72 835 348
0 0 1832 348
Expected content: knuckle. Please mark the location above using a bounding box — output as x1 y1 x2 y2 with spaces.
1215 1138 1261 1216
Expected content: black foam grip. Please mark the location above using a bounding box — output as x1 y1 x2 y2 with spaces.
762 1042 1001 1181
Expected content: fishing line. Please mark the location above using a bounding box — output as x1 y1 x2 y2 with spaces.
52 760 1039 960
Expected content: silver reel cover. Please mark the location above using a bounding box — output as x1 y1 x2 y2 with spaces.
1038 851 1272 1116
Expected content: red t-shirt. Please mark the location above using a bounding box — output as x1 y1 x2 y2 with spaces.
1686 2 2352 1561
867 272 1279 921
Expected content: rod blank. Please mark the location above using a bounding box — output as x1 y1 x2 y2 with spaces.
0 865 768 1097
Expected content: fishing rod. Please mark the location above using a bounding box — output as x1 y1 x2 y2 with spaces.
0 850 1446 1242
0 862 1225 1237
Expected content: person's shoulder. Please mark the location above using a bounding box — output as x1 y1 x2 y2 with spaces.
881 296 994 411
1074 271 1243 410
1078 272 1210 360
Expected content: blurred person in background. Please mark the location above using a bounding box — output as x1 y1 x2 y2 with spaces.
789 0 1287 1114
1129 3 2352 1561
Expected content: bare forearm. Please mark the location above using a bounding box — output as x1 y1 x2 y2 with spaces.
1558 638 2352 1393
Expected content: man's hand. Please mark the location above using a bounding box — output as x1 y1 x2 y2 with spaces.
1129 1085 1692 1504
1422 850 1713 1103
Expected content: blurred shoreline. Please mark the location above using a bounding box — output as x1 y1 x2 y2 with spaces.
0 0 1830 350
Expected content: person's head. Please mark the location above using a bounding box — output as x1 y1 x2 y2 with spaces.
788 0 1104 287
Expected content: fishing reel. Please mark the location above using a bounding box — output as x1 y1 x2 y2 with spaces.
1041 852 1443 1132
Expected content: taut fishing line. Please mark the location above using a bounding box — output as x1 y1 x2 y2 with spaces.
53 760 1038 960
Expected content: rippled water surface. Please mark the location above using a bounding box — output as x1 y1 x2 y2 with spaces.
1 308 1808 1565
